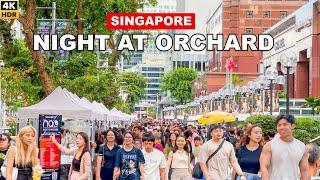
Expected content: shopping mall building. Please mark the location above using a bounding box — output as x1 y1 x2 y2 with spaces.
262 0 320 98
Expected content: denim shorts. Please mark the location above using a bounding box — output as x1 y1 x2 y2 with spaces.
236 173 261 180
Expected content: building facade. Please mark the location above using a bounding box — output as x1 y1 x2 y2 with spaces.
206 0 308 73
171 52 206 72
123 52 143 70
262 0 320 98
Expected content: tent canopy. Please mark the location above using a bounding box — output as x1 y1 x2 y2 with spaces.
18 87 95 120
18 87 133 121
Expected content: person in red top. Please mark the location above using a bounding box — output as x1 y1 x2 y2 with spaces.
154 132 163 152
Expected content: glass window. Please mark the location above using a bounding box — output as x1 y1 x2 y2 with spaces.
280 11 287 19
147 73 160 77
246 10 253 18
148 79 159 83
147 90 159 94
245 28 253 34
294 101 305 107
147 84 159 88
301 109 312 115
263 11 270 18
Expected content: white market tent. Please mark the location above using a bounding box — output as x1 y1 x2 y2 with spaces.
62 88 103 120
18 86 133 122
17 87 95 120
110 107 131 121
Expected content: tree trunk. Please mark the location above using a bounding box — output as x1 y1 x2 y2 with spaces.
19 0 55 95
76 0 84 35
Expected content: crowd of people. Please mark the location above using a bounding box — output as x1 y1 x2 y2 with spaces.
90 114 319 180
0 114 319 180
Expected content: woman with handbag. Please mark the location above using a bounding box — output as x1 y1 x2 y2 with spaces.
96 130 120 180
51 132 91 180
167 135 192 180
5 126 40 180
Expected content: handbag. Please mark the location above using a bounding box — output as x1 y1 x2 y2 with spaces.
168 152 173 180
1 146 18 180
168 160 172 180
101 145 105 168
192 140 225 179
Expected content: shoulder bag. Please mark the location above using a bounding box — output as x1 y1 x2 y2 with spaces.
101 145 105 168
192 140 225 179
1 146 18 180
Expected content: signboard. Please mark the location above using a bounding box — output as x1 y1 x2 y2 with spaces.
39 114 62 178
39 114 61 136
39 136 61 169
36 19 71 58
41 169 60 180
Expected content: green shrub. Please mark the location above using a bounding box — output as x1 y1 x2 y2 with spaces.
293 117 320 145
245 115 276 135
244 115 320 145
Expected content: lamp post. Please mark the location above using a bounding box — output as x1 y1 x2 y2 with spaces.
257 75 268 113
266 68 278 115
0 60 4 131
280 53 297 115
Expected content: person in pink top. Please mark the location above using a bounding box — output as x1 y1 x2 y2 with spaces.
154 132 163 152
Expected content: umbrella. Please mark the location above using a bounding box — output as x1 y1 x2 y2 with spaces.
197 111 236 125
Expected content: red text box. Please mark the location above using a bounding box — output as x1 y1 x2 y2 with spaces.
106 13 195 30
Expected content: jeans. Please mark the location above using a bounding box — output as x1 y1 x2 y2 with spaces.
60 164 71 180
236 173 261 180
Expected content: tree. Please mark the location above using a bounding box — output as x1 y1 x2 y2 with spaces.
118 72 146 111
15 0 157 95
18 0 55 95
55 51 97 80
1 67 42 107
148 107 156 119
301 97 320 116
65 71 121 108
0 39 43 107
161 68 197 104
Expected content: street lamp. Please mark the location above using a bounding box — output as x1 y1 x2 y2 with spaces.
265 68 278 115
280 53 297 115
0 60 4 131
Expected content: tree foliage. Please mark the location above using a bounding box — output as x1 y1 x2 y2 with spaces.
0 0 158 111
301 96 320 116
65 70 120 109
118 72 146 111
161 68 197 104
0 40 43 107
293 117 320 145
245 115 320 145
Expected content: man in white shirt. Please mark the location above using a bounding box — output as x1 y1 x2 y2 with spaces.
142 132 166 180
